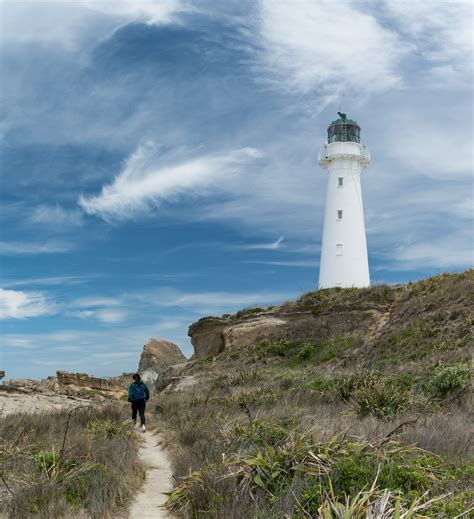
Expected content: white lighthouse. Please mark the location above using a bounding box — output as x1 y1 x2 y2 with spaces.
318 112 370 288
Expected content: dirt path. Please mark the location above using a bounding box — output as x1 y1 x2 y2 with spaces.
129 431 173 519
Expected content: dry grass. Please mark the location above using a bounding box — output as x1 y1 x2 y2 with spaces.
0 403 144 518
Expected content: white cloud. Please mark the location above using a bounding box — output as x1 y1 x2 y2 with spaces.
68 296 127 323
1 276 87 288
386 119 473 179
69 297 122 308
137 288 296 310
0 240 74 255
79 143 262 221
238 236 284 250
71 308 128 323
95 309 127 323
0 288 57 319
393 231 473 269
0 0 188 49
83 0 190 25
384 0 473 74
245 260 318 268
254 0 408 96
28 205 83 228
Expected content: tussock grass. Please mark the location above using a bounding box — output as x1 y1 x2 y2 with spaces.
0 404 144 518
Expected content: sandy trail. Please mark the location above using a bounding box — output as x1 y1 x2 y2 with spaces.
129 431 173 519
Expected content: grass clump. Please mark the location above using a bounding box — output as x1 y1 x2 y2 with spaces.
0 404 144 518
235 306 265 318
307 371 413 418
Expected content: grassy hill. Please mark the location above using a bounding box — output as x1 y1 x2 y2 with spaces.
154 270 473 517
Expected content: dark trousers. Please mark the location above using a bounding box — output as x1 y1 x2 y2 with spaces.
131 400 146 425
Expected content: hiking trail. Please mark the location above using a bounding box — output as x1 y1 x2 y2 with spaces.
129 430 173 519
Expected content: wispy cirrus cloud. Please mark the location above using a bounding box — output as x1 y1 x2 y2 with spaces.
27 204 83 228
392 230 473 270
254 0 409 97
0 0 189 49
245 259 318 268
67 296 127 323
1 276 89 288
79 143 262 221
0 240 74 255
70 308 128 323
0 288 57 319
384 0 472 75
237 236 284 251
131 288 296 313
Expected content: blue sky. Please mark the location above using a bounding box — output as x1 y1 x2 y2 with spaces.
1 0 472 380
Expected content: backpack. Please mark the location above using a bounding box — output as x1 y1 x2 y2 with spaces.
133 382 146 401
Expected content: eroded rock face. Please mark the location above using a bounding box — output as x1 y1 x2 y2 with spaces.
138 338 187 383
55 371 125 399
2 372 124 400
56 371 122 391
189 310 378 359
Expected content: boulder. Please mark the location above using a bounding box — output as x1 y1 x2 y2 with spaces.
138 338 187 383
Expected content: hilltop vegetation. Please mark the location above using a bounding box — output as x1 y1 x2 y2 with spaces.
154 270 473 517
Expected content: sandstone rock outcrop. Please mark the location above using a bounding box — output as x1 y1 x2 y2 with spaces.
56 371 122 392
1 371 124 400
138 338 187 383
189 309 380 359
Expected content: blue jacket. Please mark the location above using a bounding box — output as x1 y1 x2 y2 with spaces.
128 381 150 402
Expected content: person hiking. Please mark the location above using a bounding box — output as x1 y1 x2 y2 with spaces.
128 373 150 432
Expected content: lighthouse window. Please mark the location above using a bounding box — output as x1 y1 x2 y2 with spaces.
336 244 343 255
337 210 343 220
338 177 344 187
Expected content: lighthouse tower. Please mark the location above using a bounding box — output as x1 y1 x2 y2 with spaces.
318 113 370 288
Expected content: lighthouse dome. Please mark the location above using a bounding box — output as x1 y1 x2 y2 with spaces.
327 112 361 143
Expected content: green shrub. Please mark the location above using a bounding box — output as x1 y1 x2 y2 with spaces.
279 373 297 390
426 362 471 398
86 416 131 439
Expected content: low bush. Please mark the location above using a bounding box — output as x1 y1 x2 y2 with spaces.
425 361 470 398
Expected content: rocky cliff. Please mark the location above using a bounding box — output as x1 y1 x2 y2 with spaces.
188 310 378 358
138 338 186 383
188 271 473 370
56 371 123 393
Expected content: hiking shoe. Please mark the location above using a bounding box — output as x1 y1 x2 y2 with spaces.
132 420 137 428
141 424 146 433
